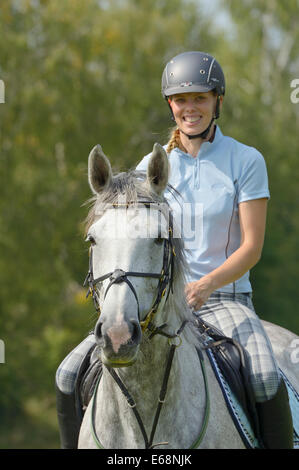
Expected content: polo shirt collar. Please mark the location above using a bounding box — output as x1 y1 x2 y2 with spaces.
174 125 223 159
198 125 223 153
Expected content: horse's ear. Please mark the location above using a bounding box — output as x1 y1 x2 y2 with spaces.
146 143 169 196
88 144 112 195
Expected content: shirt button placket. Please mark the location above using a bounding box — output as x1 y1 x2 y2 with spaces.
195 157 200 189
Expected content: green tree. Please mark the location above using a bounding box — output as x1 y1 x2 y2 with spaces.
217 0 299 334
0 0 229 448
1 0 298 449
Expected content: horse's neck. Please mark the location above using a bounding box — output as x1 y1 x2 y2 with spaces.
103 332 182 404
94 331 203 449
98 326 200 418
114 303 191 401
93 298 206 448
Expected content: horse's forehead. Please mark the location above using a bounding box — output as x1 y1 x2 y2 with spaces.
90 207 169 240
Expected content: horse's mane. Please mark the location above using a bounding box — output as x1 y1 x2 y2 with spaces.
84 169 200 345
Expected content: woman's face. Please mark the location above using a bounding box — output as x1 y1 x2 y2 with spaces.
169 91 222 136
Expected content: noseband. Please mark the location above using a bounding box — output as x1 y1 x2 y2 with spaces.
83 201 176 334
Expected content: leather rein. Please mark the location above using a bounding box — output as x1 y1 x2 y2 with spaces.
90 322 210 449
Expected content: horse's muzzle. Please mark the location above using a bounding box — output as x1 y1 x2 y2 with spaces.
95 316 142 367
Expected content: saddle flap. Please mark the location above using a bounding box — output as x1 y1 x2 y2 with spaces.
79 347 103 410
209 340 252 412
196 317 259 433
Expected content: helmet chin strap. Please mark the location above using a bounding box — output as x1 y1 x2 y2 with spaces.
180 115 215 140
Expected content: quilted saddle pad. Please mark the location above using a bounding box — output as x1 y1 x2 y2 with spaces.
206 348 299 449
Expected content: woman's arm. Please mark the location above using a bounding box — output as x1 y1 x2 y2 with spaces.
185 198 268 310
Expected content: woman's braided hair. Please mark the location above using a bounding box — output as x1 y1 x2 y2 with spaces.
166 127 187 154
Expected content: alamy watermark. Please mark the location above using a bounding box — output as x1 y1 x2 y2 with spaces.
0 79 5 103
1 80 6 361
93 197 203 250
290 338 299 364
0 339 5 363
290 79 299 104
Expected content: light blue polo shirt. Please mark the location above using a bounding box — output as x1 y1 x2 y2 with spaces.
136 126 270 293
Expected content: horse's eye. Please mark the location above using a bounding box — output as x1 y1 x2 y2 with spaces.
86 235 96 246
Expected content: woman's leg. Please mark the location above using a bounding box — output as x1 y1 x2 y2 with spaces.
197 293 293 448
198 293 280 402
56 333 97 395
55 333 97 448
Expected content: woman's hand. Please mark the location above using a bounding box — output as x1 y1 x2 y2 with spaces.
185 275 216 311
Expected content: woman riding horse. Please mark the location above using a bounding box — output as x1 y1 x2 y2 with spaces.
56 51 293 449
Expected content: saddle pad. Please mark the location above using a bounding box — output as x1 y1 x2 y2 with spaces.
206 349 299 449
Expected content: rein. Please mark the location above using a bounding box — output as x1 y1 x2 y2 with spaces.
90 321 210 449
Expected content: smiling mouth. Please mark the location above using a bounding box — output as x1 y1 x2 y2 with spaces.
183 116 202 125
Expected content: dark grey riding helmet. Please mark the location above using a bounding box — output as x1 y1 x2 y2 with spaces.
162 51 225 139
162 51 225 99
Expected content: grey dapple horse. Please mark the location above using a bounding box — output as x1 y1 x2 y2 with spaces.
78 143 299 449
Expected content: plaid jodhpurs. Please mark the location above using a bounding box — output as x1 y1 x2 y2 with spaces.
56 292 281 403
194 292 281 403
56 333 97 395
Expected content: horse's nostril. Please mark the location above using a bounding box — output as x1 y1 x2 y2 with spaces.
95 321 103 340
130 319 142 345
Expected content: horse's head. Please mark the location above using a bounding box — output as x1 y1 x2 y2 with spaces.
85 143 173 367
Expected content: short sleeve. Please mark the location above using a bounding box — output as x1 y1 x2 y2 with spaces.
135 153 151 172
136 145 168 172
238 149 270 204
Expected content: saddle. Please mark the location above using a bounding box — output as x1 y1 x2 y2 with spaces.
75 343 102 414
194 316 260 437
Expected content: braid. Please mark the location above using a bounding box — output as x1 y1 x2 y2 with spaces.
166 127 187 154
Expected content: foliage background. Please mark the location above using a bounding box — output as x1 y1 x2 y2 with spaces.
0 0 298 448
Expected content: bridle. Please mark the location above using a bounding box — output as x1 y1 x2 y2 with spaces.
83 201 176 335
83 200 210 449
